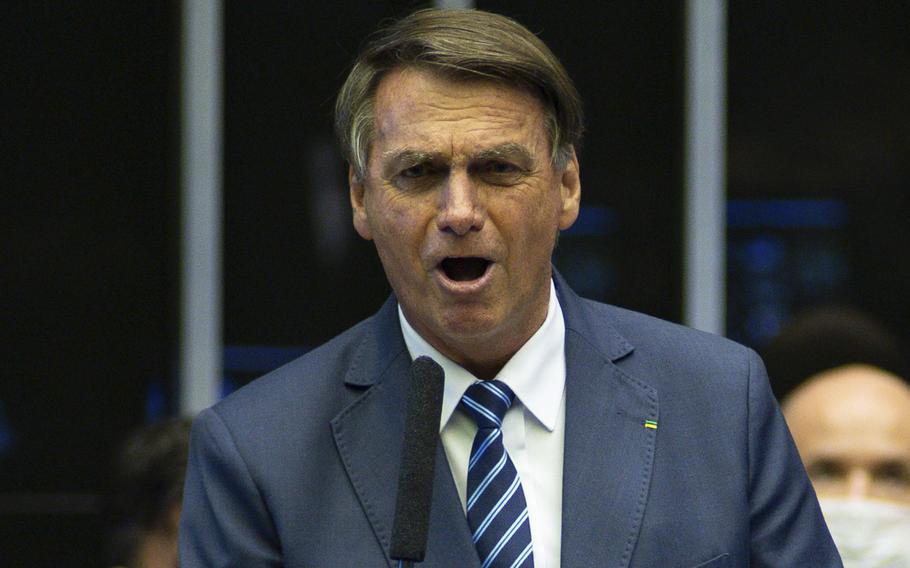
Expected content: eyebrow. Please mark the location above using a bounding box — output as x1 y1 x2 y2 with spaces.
471 143 535 167
377 149 438 178
380 143 535 171
380 148 438 165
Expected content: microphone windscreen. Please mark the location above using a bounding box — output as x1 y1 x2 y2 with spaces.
390 356 445 562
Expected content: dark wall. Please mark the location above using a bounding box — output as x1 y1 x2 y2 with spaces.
2 3 178 566
727 2 910 350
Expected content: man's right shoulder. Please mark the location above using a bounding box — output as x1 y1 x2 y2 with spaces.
208 303 403 426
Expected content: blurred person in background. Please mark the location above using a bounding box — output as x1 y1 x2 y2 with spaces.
765 307 910 566
107 418 191 568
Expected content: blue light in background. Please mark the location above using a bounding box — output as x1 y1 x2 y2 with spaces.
563 205 619 237
0 401 13 458
726 198 850 348
734 236 787 274
744 303 788 346
221 345 313 399
224 345 311 375
221 376 240 399
727 199 848 230
145 379 168 422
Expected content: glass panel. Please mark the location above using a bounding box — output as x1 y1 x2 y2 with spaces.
727 2 910 352
2 4 178 565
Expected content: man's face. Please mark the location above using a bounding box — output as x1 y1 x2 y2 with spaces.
783 365 910 504
350 67 580 377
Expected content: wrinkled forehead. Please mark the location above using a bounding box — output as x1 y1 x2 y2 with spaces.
373 63 547 109
374 67 544 115
370 67 549 155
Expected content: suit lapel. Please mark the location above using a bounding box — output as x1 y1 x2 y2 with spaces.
333 276 658 567
556 274 659 568
331 298 479 567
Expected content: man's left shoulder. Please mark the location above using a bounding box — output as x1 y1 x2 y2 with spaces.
580 297 751 355
573 297 762 390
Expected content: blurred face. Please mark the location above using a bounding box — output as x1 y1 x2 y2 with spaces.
350 67 580 378
134 503 181 568
783 365 910 504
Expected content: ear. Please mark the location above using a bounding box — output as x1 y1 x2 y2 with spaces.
349 166 373 240
557 148 581 231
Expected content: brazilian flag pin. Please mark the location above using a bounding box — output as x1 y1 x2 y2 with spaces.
643 420 658 430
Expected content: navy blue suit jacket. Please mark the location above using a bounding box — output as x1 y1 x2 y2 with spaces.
180 273 841 567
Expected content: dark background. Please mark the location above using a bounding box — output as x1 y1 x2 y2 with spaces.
3 2 908 565
2 3 179 564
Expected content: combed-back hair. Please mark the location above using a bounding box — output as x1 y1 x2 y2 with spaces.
334 8 584 180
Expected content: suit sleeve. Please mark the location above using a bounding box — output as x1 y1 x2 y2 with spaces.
179 407 283 567
745 349 843 567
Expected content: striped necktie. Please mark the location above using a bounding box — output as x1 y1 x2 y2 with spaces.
460 380 534 568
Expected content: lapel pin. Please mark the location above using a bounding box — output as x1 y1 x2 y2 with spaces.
643 420 658 430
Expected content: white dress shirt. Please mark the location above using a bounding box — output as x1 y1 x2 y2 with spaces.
399 279 566 568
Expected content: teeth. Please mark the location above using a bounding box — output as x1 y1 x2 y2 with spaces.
441 257 489 282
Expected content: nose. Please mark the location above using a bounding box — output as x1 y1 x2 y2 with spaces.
845 468 873 499
436 170 485 235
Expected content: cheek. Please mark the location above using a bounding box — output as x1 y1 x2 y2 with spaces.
368 194 410 234
368 198 431 256
502 193 561 246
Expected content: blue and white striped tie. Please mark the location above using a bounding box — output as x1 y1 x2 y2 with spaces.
460 381 534 568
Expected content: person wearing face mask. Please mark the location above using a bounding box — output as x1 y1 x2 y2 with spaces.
764 307 910 567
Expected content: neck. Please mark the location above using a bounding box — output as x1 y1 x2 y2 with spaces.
421 297 550 381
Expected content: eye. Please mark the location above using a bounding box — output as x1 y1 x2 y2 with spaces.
391 162 442 192
400 163 430 178
806 459 847 482
474 160 526 186
483 160 519 174
873 461 910 486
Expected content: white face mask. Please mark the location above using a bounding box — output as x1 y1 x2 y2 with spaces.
819 497 910 568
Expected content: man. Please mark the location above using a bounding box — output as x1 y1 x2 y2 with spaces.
783 366 910 564
180 9 840 567
109 418 190 568
765 307 910 563
784 365 910 504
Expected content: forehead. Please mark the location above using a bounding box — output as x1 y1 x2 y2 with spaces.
371 67 548 155
785 368 910 459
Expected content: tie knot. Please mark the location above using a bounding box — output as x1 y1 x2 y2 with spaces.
460 380 515 429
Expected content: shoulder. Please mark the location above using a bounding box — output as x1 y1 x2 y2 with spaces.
572 297 763 399
595 300 751 358
581 297 755 363
555 272 756 379
229 318 368 402
187 309 404 495
205 306 401 445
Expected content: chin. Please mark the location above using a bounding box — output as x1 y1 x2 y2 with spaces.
436 311 502 341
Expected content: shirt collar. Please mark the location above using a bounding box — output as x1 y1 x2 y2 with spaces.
399 279 566 433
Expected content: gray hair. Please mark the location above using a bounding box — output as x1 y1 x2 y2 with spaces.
334 8 584 180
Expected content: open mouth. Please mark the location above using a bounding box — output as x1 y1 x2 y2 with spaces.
440 257 491 282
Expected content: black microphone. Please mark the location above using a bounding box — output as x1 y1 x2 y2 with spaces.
390 356 445 566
